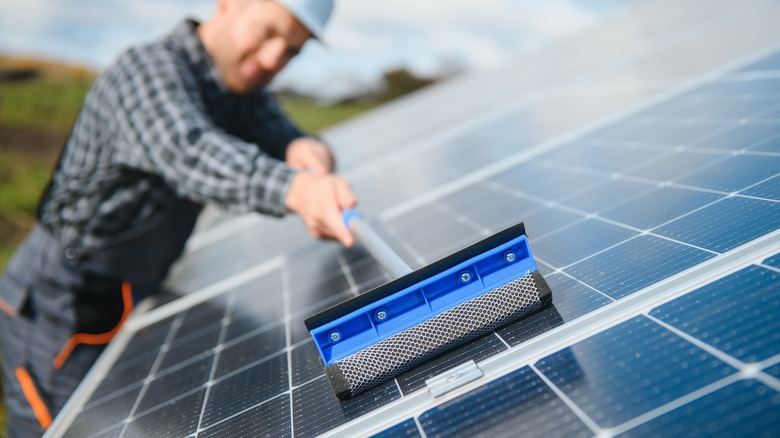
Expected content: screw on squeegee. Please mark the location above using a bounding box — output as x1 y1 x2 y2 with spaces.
330 331 341 342
505 252 516 263
375 310 388 321
460 271 472 283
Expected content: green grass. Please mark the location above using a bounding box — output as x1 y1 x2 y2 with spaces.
0 76 92 132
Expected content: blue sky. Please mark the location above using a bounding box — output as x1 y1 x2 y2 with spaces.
0 0 631 100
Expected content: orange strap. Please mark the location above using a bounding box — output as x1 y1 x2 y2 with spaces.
52 281 134 370
0 296 17 317
15 367 53 430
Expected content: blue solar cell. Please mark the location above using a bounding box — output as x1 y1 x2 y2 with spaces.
292 377 401 436
540 143 662 173
157 322 221 372
565 235 715 300
650 265 780 363
751 133 780 152
371 419 421 438
417 365 593 437
291 341 326 387
431 118 547 173
625 150 726 182
695 78 780 97
518 207 583 239
539 273 613 321
535 316 737 428
214 322 286 378
355 163 461 216
496 305 566 347
533 219 637 268
633 92 780 120
587 122 717 147
490 163 605 201
675 154 780 193
386 210 481 263
695 123 780 150
582 123 643 143
136 354 213 414
764 252 780 269
765 363 780 378
203 354 288 428
65 385 142 438
64 424 122 438
694 99 780 120
601 187 723 230
179 299 228 332
89 349 156 402
738 50 780 72
559 179 656 213
536 259 555 276
654 196 780 253
742 174 780 201
199 395 291 438
617 379 780 437
123 389 205 438
440 185 545 232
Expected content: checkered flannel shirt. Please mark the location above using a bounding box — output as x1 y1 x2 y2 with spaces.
38 20 304 248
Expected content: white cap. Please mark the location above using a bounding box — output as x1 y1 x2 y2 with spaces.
274 0 334 40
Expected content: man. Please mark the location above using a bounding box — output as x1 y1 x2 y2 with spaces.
0 0 354 436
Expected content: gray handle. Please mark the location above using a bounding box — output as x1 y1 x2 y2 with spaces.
344 210 412 279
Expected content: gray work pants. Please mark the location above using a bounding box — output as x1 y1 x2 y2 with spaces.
0 225 128 438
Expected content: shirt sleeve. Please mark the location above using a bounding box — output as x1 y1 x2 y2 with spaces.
110 46 297 217
240 89 306 161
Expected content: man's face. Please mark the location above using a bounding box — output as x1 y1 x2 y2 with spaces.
210 0 311 93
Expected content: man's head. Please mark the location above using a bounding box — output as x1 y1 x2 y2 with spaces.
198 0 333 93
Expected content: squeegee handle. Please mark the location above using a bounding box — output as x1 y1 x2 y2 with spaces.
343 209 412 279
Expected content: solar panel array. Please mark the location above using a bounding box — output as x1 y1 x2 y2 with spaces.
47 0 780 436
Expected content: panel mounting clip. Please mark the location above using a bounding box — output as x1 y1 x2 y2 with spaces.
425 360 484 398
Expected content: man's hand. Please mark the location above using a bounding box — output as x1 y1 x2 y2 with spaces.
286 137 335 175
285 172 357 247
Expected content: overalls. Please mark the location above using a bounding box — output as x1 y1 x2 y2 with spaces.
0 190 201 438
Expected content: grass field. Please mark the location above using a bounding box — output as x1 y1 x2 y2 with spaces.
0 56 430 435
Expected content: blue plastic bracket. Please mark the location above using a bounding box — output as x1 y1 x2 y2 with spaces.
309 232 539 366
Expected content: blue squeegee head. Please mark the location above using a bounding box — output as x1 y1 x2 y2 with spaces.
305 222 553 399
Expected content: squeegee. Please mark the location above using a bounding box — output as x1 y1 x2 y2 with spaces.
304 210 552 400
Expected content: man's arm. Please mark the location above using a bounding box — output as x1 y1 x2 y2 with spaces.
241 90 336 175
110 47 354 244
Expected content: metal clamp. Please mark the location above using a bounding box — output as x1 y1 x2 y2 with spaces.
425 360 484 397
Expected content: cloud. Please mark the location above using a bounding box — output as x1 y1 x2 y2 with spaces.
0 0 628 98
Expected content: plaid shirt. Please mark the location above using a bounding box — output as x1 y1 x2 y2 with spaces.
39 20 304 248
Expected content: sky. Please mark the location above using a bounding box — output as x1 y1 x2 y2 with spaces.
0 0 631 101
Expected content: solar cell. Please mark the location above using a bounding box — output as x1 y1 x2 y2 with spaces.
742 174 780 200
674 155 780 192
600 187 724 230
535 315 737 428
653 197 780 253
198 395 291 438
650 265 780 363
616 379 780 438
562 235 715 300
417 365 593 437
368 418 419 438
764 252 780 269
533 219 638 268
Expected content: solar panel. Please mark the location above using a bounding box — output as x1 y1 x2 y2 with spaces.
46 0 780 436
